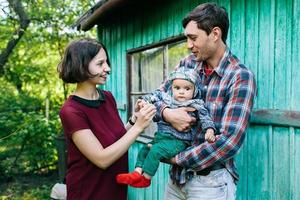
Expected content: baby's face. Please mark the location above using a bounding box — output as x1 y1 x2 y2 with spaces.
172 79 194 102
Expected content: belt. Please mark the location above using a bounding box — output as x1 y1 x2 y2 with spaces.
193 163 225 176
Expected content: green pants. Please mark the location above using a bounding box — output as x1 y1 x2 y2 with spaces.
135 131 188 176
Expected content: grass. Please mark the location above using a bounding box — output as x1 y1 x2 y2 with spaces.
0 171 59 200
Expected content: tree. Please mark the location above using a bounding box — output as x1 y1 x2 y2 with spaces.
0 0 97 177
0 0 30 75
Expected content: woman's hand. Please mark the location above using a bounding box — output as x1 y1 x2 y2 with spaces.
134 103 156 130
128 99 149 124
130 99 147 122
162 107 196 132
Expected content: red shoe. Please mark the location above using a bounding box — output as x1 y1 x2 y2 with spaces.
130 175 151 188
116 171 142 185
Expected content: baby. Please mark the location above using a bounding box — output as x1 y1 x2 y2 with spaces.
116 68 216 188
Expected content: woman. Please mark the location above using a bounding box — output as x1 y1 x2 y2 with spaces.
57 38 156 200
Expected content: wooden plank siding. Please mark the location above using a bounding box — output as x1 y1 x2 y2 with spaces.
96 0 300 199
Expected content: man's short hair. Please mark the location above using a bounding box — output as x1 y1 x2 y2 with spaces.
182 3 229 43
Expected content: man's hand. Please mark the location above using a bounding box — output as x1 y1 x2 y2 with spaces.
162 107 196 132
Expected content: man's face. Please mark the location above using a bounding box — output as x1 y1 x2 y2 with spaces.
184 20 215 62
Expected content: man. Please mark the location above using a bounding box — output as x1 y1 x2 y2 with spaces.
156 3 256 199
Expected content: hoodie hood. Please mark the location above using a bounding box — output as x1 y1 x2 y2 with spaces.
168 68 200 98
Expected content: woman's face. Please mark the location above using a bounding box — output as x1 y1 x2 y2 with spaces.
88 48 111 85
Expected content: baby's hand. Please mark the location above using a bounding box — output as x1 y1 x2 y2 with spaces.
205 128 216 143
134 99 148 112
137 99 149 110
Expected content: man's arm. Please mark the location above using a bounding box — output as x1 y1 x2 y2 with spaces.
140 83 196 128
175 69 256 171
162 107 196 132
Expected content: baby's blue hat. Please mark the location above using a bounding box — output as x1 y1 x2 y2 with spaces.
168 68 200 97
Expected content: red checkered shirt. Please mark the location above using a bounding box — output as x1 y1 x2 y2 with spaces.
156 48 256 185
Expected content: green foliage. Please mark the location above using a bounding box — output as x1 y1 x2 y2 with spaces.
0 0 97 179
0 172 58 199
0 78 61 177
18 185 51 200
1 185 50 200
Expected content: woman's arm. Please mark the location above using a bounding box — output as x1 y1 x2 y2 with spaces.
124 114 136 131
72 103 156 170
124 99 142 131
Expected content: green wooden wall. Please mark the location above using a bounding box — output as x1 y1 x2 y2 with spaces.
97 0 300 199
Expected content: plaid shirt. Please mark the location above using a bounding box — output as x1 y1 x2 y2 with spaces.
156 48 256 185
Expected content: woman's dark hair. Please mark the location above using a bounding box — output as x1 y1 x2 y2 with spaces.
57 38 111 83
182 3 229 43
